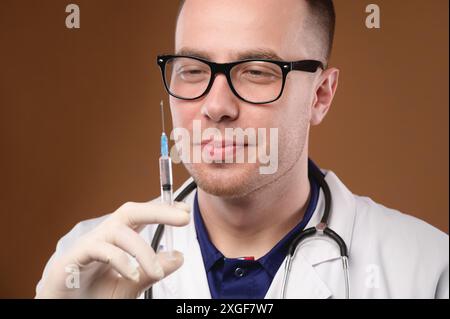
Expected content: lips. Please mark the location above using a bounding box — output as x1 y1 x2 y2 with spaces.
198 139 248 161
200 139 247 148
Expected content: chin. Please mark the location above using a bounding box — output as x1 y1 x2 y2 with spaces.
184 162 263 198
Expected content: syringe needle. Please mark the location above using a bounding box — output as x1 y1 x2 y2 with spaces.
160 100 165 133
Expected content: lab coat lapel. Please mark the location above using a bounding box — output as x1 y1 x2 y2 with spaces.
176 218 212 298
265 253 333 299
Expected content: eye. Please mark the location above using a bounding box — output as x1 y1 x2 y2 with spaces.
245 69 274 77
180 68 204 75
240 66 281 82
176 66 210 82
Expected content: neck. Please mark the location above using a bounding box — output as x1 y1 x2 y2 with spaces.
197 152 311 259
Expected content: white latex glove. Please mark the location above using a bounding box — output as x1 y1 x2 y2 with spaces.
35 201 190 299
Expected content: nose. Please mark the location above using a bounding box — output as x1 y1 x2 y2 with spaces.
201 74 240 123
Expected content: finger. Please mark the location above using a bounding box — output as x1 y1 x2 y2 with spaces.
107 225 164 282
118 202 191 229
71 241 140 282
172 201 191 212
156 251 184 278
133 251 184 292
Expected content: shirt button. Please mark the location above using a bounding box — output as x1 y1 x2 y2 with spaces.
234 267 245 278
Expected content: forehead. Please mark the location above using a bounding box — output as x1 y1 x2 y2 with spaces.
175 0 312 62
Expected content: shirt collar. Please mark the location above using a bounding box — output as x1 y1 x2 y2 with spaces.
194 159 321 275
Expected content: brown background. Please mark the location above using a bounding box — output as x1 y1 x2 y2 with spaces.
0 0 448 298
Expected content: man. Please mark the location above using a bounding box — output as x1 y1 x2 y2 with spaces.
36 0 448 299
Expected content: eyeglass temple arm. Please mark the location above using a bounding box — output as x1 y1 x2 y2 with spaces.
291 60 325 72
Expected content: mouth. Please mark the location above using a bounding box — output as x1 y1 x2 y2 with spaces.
196 139 250 161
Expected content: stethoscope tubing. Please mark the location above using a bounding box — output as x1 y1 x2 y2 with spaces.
145 166 349 299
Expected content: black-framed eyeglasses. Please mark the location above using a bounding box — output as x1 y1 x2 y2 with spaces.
157 55 324 105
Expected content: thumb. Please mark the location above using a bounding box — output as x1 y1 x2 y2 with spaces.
156 250 184 278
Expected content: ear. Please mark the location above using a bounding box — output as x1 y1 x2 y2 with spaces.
310 67 340 126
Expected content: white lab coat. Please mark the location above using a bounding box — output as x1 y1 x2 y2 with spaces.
37 170 449 299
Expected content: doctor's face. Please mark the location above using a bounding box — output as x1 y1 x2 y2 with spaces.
171 0 329 197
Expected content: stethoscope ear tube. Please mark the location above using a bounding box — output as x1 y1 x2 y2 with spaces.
288 227 317 256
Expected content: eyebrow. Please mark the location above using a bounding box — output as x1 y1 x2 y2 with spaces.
175 47 284 61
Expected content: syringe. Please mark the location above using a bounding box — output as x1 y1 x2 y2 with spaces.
159 100 174 256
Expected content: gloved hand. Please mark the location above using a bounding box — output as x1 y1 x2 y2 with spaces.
35 201 190 299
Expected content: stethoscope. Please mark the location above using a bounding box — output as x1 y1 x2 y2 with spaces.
145 163 350 299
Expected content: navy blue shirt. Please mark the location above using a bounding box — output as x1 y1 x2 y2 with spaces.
194 161 320 299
